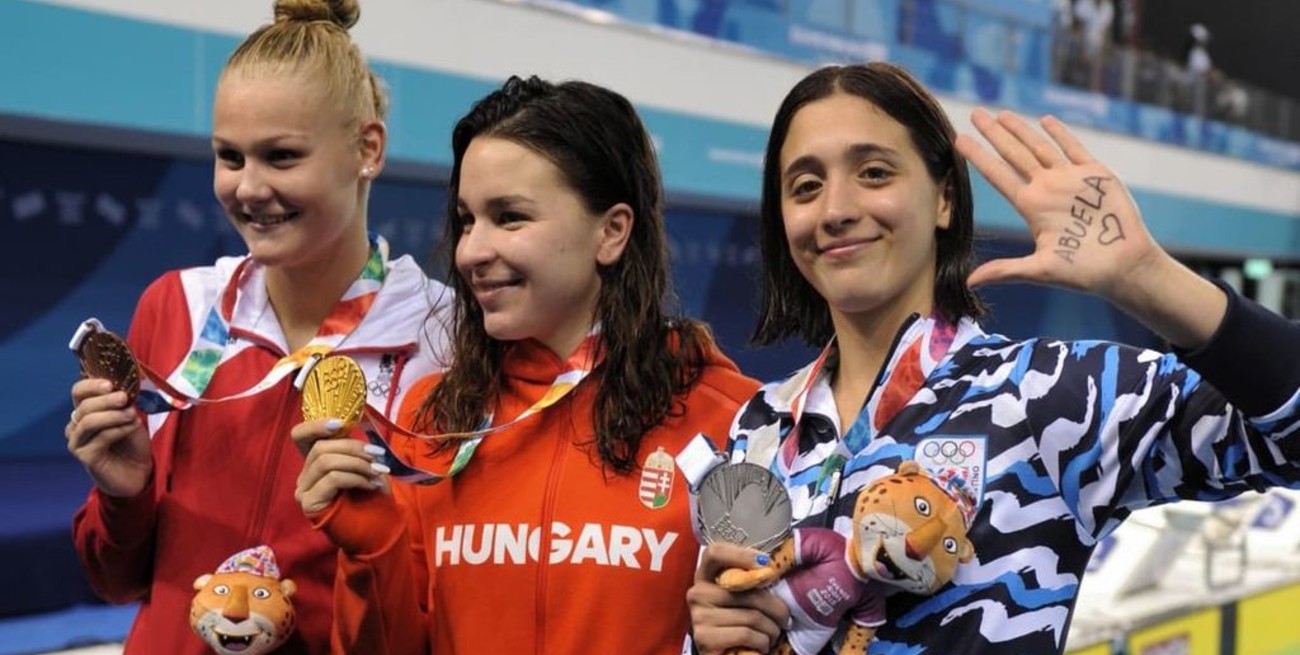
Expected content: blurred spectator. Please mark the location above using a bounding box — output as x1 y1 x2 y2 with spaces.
1117 0 1141 47
1216 81 1250 123
1181 23 1213 115
1075 0 1115 91
1051 0 1080 83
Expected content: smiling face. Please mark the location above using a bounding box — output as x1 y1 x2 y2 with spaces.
778 92 951 329
211 70 378 272
453 136 630 358
849 464 973 594
190 570 296 655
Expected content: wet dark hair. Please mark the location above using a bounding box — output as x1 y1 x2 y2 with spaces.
752 62 985 346
418 75 712 473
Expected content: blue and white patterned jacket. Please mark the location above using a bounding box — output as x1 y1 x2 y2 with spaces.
727 287 1300 655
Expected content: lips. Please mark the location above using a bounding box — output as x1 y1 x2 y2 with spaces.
240 211 299 226
471 277 522 305
818 235 879 255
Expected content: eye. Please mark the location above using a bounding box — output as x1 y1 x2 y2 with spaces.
788 177 822 199
252 587 272 600
943 536 958 554
213 584 230 596
215 149 244 169
267 148 300 164
457 213 475 234
497 210 529 226
858 165 892 183
914 496 932 516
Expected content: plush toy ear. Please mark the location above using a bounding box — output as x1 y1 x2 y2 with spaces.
898 460 921 475
280 579 297 599
193 574 212 591
958 537 975 563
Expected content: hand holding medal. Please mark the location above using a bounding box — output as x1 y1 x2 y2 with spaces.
70 321 142 403
65 319 152 498
292 355 458 495
678 436 795 654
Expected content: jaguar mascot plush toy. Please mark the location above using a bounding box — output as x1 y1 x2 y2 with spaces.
190 545 296 655
717 461 976 655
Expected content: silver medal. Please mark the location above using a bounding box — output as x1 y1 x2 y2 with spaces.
696 463 793 553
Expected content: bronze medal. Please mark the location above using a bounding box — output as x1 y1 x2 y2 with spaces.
300 356 367 431
76 329 141 402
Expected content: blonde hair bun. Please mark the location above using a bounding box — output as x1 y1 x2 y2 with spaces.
273 0 360 30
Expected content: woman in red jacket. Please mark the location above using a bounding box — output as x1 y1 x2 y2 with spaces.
64 1 451 653
294 75 759 654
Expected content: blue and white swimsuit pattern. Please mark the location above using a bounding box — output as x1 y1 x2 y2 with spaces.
728 289 1300 655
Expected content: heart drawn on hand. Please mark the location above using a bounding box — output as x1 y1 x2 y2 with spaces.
1098 213 1126 246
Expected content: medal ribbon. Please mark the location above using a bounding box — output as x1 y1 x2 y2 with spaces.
778 315 957 467
72 235 389 414
358 329 605 484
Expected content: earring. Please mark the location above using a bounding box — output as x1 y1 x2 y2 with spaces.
361 165 376 180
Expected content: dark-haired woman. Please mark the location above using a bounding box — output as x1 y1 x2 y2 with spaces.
687 62 1300 655
295 75 758 654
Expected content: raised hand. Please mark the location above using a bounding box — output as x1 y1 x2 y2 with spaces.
66 378 152 497
955 108 1161 301
956 108 1226 348
293 418 389 515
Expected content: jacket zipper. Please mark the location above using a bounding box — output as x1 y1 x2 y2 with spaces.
820 313 919 528
534 414 570 655
246 387 294 543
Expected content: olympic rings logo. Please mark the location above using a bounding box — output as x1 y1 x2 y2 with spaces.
921 439 978 465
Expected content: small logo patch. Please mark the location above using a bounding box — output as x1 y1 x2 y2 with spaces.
915 436 987 514
639 447 675 510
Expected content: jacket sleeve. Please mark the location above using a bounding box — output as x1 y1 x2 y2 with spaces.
313 375 438 654
71 482 159 603
70 273 178 603
1027 285 1300 539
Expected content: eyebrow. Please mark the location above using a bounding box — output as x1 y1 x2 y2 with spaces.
210 133 309 150
456 194 535 213
782 142 903 182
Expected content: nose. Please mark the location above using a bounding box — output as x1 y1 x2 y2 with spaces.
221 584 251 622
819 176 859 234
904 515 946 561
455 221 496 273
234 163 273 207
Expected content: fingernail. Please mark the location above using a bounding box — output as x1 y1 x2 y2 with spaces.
370 476 386 489
755 553 770 566
363 444 386 457
324 418 343 432
370 462 391 475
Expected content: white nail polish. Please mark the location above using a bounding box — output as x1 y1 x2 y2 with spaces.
363 444 386 457
371 462 391 475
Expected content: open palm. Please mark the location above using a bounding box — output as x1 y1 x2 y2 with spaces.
956 109 1162 301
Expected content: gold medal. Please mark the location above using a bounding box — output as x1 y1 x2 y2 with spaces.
77 329 142 402
300 356 367 431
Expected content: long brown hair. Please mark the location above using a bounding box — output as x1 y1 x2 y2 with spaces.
418 76 712 473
